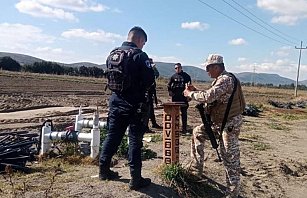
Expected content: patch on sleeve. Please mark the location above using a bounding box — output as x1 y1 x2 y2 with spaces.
145 60 152 68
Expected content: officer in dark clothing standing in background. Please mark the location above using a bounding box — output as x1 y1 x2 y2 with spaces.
99 26 155 190
147 58 162 130
167 63 192 135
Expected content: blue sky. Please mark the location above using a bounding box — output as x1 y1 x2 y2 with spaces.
0 0 307 81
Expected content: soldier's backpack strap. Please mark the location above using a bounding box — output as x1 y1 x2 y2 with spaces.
220 73 238 133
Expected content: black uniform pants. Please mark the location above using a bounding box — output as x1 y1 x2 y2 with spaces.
172 95 189 132
148 97 157 125
99 94 147 179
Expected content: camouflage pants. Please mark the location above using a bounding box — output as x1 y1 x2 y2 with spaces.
191 124 241 198
191 124 206 175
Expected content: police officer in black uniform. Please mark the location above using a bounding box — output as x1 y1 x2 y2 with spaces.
146 58 162 130
99 26 154 190
167 63 192 135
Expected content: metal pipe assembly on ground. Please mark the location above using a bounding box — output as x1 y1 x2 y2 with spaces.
40 107 106 159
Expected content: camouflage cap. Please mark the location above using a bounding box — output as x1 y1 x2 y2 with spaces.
204 54 223 67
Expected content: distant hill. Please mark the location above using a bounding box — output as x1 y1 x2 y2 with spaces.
65 62 102 68
154 62 300 85
236 72 296 86
154 62 211 82
0 52 103 68
1 51 306 85
0 52 44 65
300 79 307 85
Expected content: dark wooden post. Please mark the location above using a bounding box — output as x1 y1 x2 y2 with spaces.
162 102 184 164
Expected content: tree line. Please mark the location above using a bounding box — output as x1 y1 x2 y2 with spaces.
0 56 105 78
1 56 307 90
241 82 307 90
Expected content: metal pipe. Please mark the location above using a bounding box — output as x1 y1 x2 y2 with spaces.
40 121 52 155
40 108 105 158
76 120 106 130
77 132 92 142
74 106 106 132
90 127 100 158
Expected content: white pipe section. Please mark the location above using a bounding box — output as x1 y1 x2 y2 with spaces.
76 120 106 130
78 132 92 142
48 131 66 140
41 130 100 159
41 108 104 158
41 108 104 159
74 107 106 132
40 121 52 155
74 106 84 132
90 127 100 158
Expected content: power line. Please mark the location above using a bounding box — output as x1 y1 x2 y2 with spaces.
195 0 292 46
228 0 300 44
222 0 298 45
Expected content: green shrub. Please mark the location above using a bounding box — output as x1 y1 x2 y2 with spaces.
100 128 157 159
282 114 299 121
150 134 163 142
268 122 288 130
253 142 270 151
161 163 186 183
141 145 157 160
159 163 223 198
100 127 128 157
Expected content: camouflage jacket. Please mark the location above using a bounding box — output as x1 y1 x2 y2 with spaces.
188 70 243 129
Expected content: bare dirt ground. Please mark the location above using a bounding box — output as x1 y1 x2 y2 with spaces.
1 70 307 198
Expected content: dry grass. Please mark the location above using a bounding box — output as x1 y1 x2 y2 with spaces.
242 85 307 104
1 71 307 197
0 70 104 84
0 157 98 197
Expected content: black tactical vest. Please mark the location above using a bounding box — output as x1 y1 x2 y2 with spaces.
106 47 141 92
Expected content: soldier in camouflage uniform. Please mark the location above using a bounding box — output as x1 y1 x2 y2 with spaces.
183 54 245 198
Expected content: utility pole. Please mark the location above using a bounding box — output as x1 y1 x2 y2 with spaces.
294 41 307 97
252 64 256 86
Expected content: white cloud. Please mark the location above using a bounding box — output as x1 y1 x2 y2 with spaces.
238 57 247 62
257 0 307 25
15 0 109 21
112 8 122 13
149 55 182 64
181 21 209 31
35 46 63 53
271 46 292 57
235 58 304 80
175 43 183 47
0 23 55 52
33 46 78 63
61 29 124 43
0 23 79 63
34 0 108 12
16 0 78 21
271 16 299 26
33 46 108 64
255 60 299 78
275 59 290 66
229 38 247 46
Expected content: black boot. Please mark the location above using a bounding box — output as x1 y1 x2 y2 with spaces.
129 177 151 190
99 166 120 180
180 129 191 136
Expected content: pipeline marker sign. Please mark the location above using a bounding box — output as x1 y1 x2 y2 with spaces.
162 102 184 164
